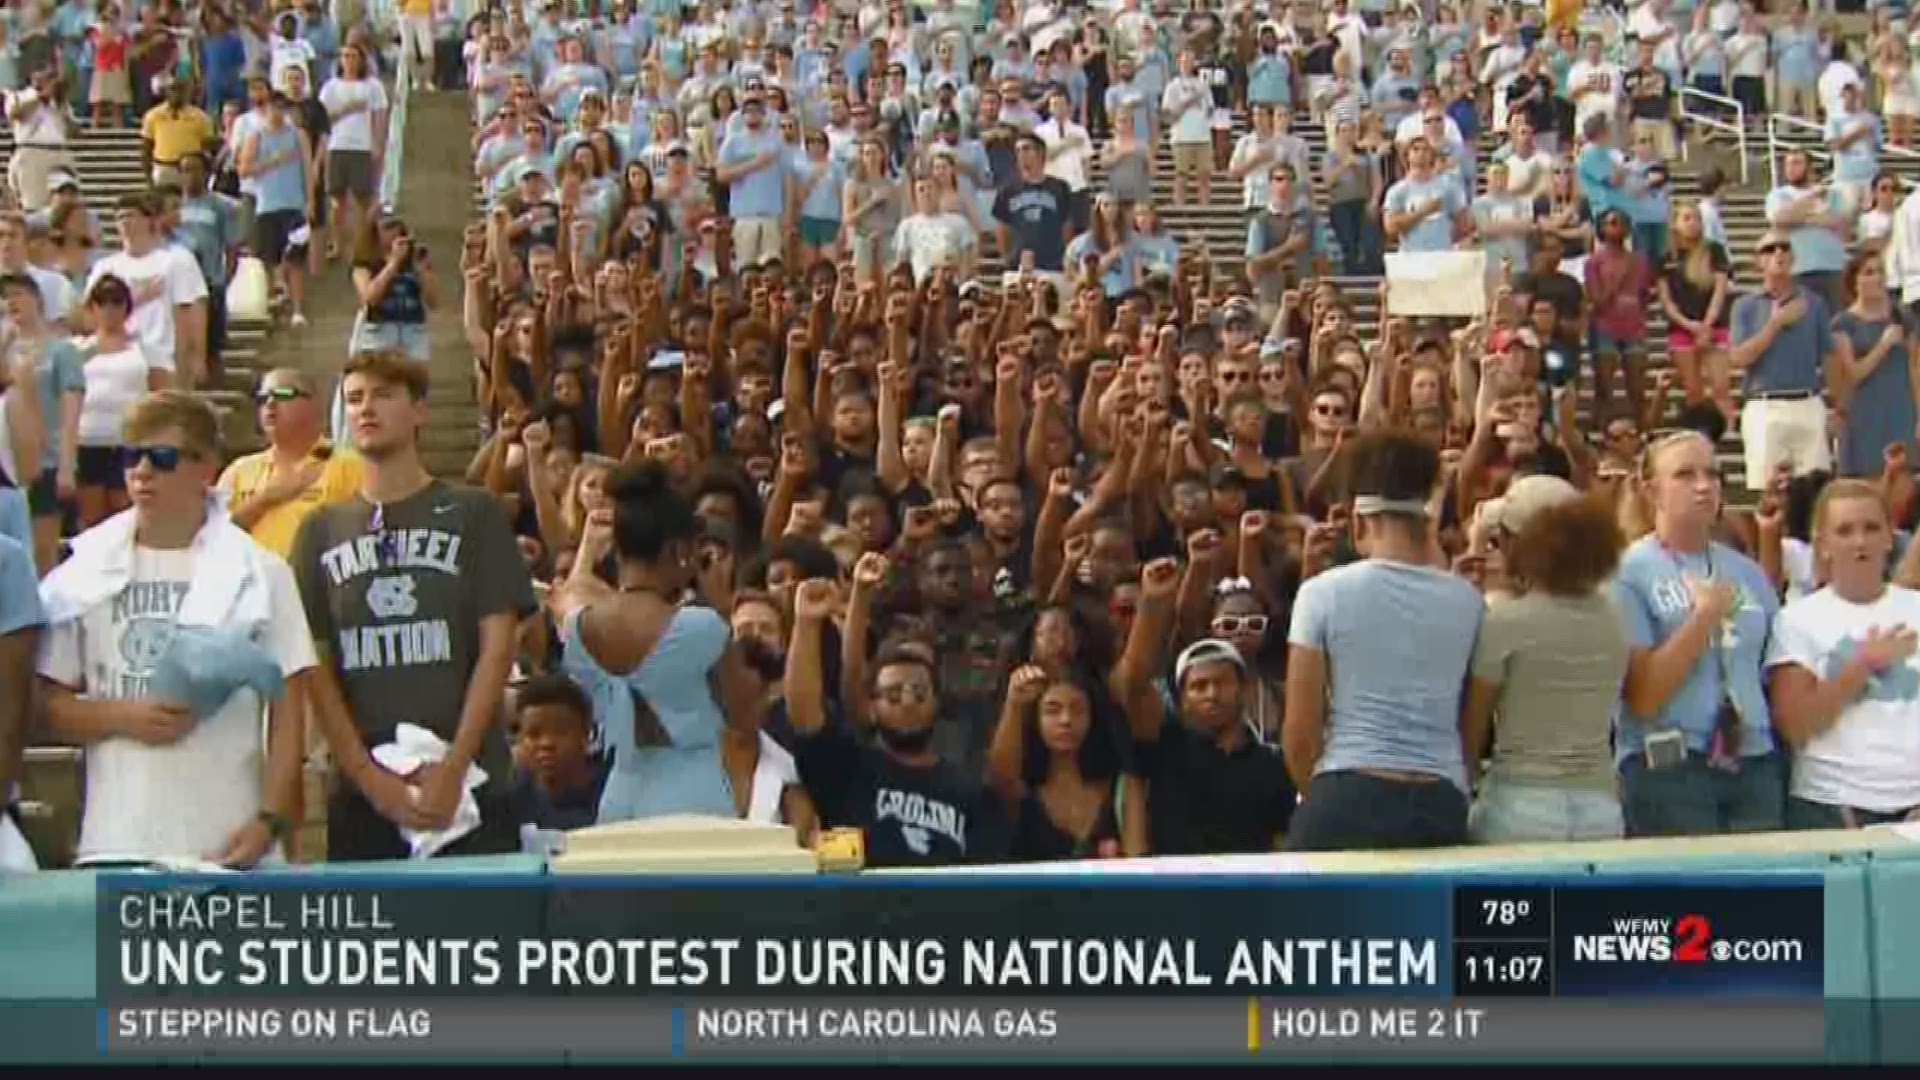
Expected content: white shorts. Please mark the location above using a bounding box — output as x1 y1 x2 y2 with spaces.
1209 107 1233 130
1741 394 1831 491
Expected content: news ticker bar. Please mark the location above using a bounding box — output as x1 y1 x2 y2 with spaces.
102 998 1824 1062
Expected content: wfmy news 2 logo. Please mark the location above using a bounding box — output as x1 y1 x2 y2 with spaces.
1571 914 1807 966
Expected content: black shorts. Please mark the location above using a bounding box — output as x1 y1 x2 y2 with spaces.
75 446 125 490
253 209 308 267
328 149 376 201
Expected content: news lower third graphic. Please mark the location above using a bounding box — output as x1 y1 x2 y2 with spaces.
77 875 1830 1062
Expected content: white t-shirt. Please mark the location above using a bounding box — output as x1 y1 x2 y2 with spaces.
87 248 208 371
318 77 390 153
229 109 272 197
1034 118 1091 192
1819 61 1863 121
745 732 799 824
1728 31 1769 80
1628 3 1681 72
77 345 164 447
1766 585 1920 813
37 545 317 864
1566 60 1624 132
1502 148 1557 202
6 89 66 147
269 38 316 95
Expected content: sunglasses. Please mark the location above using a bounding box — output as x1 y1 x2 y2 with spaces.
1211 614 1269 635
255 385 308 404
1759 243 1791 256
120 445 187 471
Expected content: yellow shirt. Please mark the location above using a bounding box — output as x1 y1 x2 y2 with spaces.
219 444 367 559
140 105 215 166
402 0 434 17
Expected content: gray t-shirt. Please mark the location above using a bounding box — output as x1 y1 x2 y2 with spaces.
290 480 536 779
1470 592 1629 791
1288 559 1483 791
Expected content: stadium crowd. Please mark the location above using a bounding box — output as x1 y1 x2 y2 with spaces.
6 0 1920 874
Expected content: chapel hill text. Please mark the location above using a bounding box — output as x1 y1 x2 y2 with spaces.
119 937 1438 991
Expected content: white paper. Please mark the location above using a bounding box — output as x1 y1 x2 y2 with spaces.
1385 250 1489 317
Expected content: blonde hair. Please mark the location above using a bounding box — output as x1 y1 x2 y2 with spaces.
123 390 222 461
1625 429 1716 537
1670 200 1715 290
1811 478 1887 538
562 454 617 545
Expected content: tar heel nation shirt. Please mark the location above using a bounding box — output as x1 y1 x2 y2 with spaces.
290 481 537 782
796 722 1010 868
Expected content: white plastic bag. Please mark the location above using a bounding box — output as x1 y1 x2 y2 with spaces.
227 256 269 322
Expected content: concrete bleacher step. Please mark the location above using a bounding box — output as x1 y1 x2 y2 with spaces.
0 126 284 454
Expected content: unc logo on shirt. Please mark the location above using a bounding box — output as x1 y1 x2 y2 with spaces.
366 575 419 619
118 618 174 674
900 825 932 856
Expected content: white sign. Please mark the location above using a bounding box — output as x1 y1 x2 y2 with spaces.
1385 250 1488 318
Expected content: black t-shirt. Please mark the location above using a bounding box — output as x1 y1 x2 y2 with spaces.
1505 72 1556 134
797 723 1010 867
1532 194 1593 256
1662 242 1732 326
1198 60 1233 108
1303 39 1337 77
511 197 562 253
1134 718 1295 856
1514 268 1584 323
993 176 1072 271
1624 66 1671 120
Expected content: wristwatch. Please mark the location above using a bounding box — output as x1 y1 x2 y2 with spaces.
256 810 291 841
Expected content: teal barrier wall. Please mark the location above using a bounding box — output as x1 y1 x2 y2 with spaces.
2 843 1915 1062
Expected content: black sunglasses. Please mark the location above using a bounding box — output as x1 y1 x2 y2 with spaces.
255 385 309 404
120 445 186 472
1758 242 1791 256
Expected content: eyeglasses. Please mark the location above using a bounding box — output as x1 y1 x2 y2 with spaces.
1211 614 1269 635
120 445 186 472
255 385 308 404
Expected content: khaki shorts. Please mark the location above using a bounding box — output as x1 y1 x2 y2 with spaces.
1171 141 1210 173
1630 118 1676 161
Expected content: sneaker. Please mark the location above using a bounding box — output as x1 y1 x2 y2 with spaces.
290 312 308 328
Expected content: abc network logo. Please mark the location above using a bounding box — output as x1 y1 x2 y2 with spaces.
1571 915 1806 965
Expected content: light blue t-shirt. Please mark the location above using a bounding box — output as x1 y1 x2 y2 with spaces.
797 156 844 222
1065 232 1135 298
1130 233 1180 279
0 532 40 638
1826 112 1881 185
1382 175 1465 253
0 491 31 577
1774 25 1819 86
32 339 84 474
1249 54 1292 107
717 127 787 220
562 604 735 823
1611 537 1780 764
1764 184 1849 275
1288 560 1484 791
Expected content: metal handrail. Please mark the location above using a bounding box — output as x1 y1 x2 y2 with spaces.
1678 85 1749 185
1766 111 1920 190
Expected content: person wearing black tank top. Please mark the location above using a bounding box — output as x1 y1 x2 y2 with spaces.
987 664 1144 861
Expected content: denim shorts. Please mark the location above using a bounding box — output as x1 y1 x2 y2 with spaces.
1589 329 1646 361
351 318 431 362
1470 777 1624 844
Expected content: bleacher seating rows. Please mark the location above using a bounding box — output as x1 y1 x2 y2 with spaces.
0 128 275 452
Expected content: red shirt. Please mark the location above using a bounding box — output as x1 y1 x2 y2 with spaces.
1585 244 1652 342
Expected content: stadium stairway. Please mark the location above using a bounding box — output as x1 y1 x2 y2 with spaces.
0 127 273 451
405 91 490 478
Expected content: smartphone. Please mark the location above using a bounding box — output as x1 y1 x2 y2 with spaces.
1644 729 1686 771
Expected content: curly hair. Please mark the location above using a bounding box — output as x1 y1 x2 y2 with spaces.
1505 492 1624 598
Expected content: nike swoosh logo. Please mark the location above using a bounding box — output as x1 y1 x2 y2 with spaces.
433 504 456 515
